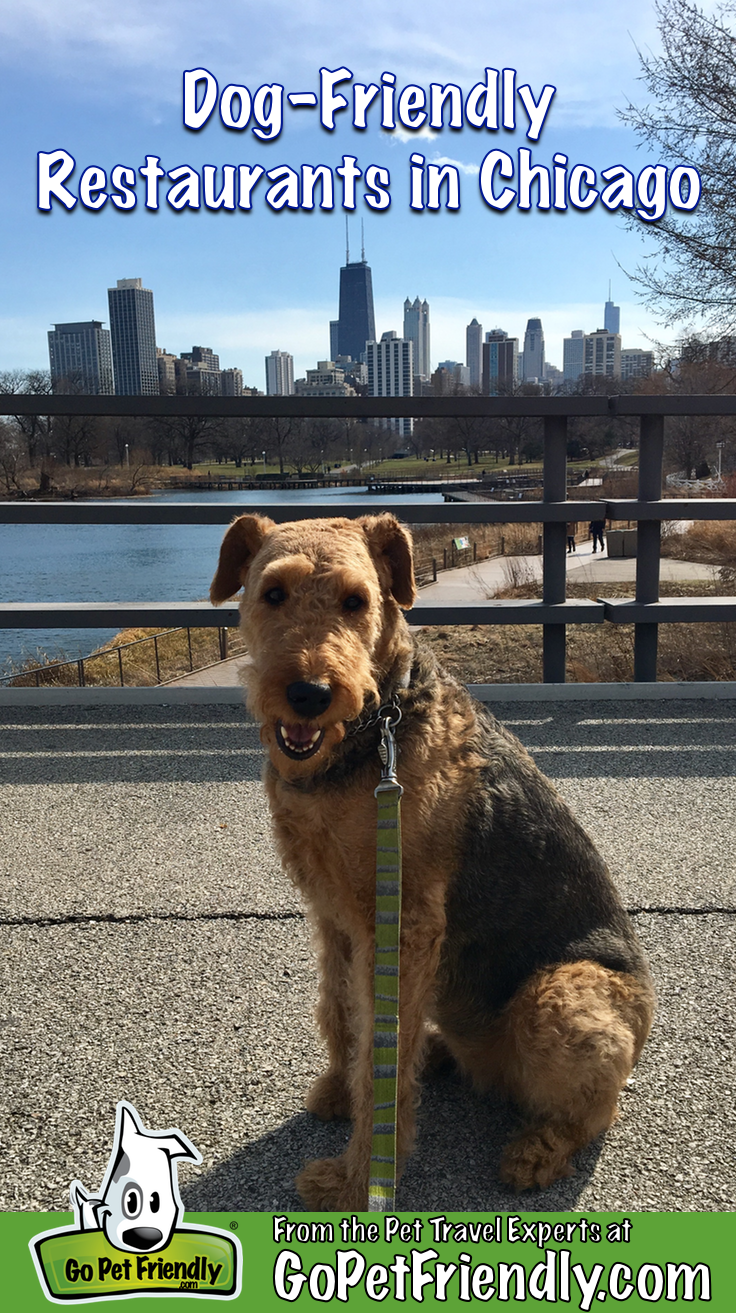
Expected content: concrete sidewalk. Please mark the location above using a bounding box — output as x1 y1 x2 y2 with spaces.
166 544 718 689
417 541 717 604
1 698 734 1212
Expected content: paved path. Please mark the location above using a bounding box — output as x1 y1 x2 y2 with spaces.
1 699 733 1212
418 541 717 603
168 545 717 688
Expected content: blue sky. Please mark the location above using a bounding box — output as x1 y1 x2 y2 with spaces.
0 0 715 388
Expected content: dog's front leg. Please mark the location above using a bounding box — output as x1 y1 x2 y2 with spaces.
305 915 353 1122
297 894 446 1211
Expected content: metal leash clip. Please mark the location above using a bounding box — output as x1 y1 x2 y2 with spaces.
376 702 402 796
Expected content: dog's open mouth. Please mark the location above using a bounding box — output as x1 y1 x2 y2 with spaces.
276 720 326 760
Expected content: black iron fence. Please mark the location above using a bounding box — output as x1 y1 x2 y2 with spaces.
0 625 241 688
1 393 735 684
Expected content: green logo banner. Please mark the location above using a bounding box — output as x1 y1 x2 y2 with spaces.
31 1223 239 1302
2 1210 733 1309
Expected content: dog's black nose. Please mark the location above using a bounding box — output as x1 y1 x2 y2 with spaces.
286 681 332 718
122 1227 163 1250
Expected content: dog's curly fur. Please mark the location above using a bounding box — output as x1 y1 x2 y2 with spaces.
211 512 655 1210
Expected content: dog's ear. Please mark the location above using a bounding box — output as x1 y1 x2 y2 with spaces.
358 514 416 609
210 514 274 604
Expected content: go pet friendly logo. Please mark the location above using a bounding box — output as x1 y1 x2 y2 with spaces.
30 1101 241 1302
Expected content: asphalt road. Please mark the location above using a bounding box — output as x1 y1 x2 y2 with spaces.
1 699 734 1213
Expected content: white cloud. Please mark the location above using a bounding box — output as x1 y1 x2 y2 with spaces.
429 155 480 177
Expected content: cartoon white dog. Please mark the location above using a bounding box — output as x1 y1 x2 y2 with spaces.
70 1101 201 1253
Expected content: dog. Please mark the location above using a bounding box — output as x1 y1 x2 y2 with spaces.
210 511 655 1210
71 1101 201 1252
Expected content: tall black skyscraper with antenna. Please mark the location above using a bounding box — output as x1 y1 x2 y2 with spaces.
336 220 375 362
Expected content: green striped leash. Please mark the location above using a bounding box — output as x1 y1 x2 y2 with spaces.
369 700 403 1212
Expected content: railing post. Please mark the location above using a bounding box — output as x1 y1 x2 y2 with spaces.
635 413 664 682
77 659 85 688
153 634 161 684
542 414 567 682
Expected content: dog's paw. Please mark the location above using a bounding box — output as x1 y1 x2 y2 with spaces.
305 1070 351 1121
499 1127 576 1192
296 1156 367 1211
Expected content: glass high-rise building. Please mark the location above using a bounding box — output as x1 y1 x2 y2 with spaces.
522 318 545 381
47 321 114 394
466 318 483 389
403 297 430 381
604 298 621 336
107 278 158 395
563 330 585 383
482 329 518 394
337 259 375 362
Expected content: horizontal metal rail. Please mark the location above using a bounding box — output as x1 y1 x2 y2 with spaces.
2 393 735 684
4 391 736 419
3 499 735 526
600 598 736 623
0 599 611 629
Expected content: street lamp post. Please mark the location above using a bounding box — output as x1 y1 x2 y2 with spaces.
717 441 725 481
262 450 266 471
124 443 129 469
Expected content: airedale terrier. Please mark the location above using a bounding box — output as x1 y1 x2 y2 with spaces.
211 512 654 1210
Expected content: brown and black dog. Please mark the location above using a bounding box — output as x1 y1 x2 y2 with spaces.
211 511 654 1210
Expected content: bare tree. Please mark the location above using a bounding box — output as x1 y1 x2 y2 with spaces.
0 420 27 495
0 369 53 466
621 0 736 330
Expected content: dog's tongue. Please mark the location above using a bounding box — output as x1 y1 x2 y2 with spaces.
283 722 316 745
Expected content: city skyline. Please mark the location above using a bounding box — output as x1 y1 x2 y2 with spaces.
43 260 642 396
0 1 712 387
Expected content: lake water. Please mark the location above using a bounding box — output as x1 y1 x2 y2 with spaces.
0 487 444 672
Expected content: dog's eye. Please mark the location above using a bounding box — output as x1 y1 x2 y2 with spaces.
263 586 286 606
149 1191 160 1214
122 1184 142 1219
343 594 365 612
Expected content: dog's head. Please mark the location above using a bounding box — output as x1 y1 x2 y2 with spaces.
71 1101 201 1253
210 514 416 779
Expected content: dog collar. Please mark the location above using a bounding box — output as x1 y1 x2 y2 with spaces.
345 666 412 739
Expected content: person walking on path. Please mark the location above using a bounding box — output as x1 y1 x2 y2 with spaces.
567 522 577 554
589 519 606 554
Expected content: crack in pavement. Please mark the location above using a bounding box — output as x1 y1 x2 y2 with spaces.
0 907 733 929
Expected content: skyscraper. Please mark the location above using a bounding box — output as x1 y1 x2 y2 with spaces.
366 331 413 438
563 330 585 383
48 321 114 394
604 286 620 336
336 228 375 362
107 278 158 395
522 318 545 381
583 329 621 378
265 350 294 396
403 297 430 381
482 329 518 394
466 318 483 389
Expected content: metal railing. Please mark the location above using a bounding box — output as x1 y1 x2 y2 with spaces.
1 392 735 684
0 625 241 688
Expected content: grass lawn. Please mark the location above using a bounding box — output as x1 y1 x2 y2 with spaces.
189 454 599 481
